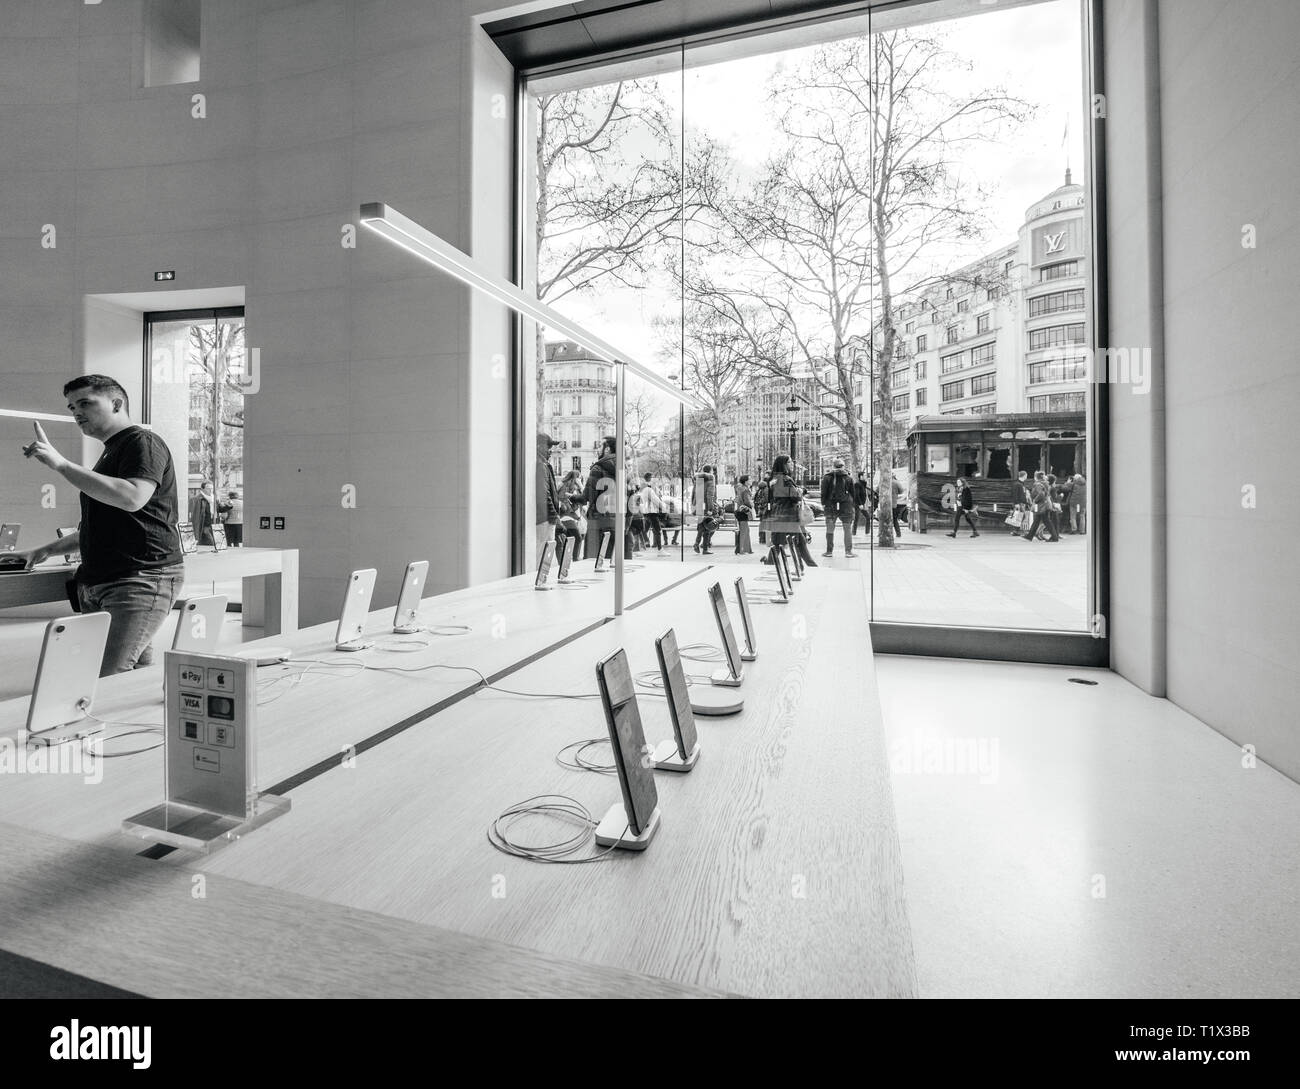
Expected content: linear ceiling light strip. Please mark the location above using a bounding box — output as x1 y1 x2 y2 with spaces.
358 202 703 411
0 409 76 423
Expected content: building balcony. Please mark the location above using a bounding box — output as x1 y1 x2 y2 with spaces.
542 377 616 390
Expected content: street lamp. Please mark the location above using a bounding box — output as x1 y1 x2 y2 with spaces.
785 393 799 466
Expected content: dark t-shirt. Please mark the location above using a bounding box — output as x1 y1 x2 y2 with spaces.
78 426 183 584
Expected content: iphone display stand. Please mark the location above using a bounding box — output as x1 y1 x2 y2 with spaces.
652 738 699 772
691 698 743 717
594 803 661 850
711 665 743 687
335 638 373 651
235 645 292 666
30 715 101 747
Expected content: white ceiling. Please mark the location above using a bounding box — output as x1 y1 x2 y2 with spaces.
86 286 245 313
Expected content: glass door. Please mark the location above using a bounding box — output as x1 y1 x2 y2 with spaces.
144 307 246 540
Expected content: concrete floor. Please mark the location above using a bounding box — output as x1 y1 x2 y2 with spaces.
644 518 1088 630
875 654 1300 998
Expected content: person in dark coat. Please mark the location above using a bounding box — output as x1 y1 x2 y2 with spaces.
1022 471 1058 543
189 480 217 546
755 474 771 545
767 454 817 567
692 465 717 554
1011 470 1030 536
1047 474 1065 540
819 458 856 557
582 435 632 560
1057 474 1076 534
946 477 980 538
852 471 871 536
535 433 563 563
1069 473 1087 535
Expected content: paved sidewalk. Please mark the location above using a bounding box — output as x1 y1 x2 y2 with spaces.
643 520 1089 631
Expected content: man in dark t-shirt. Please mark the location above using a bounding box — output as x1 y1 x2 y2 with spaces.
18 375 185 675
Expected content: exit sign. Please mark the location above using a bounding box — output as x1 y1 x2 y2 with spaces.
154 270 175 281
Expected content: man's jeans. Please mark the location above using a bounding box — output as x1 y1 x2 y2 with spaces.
77 564 185 677
826 501 854 553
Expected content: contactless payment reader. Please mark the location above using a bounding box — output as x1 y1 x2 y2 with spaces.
122 650 289 852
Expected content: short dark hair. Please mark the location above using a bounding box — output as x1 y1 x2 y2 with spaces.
64 374 129 413
739 474 749 484
601 435 616 455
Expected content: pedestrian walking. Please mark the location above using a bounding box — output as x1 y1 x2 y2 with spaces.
1070 473 1087 534
768 454 817 568
221 490 244 546
1047 474 1065 540
819 458 855 557
692 465 717 554
638 472 665 553
755 474 771 545
852 471 870 536
734 474 755 555
946 477 980 538
1022 471 1059 543
1010 470 1030 536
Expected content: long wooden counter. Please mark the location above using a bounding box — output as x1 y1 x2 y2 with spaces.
200 564 915 997
0 559 703 852
0 547 299 637
0 561 912 998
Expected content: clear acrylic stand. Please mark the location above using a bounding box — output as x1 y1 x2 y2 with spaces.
122 793 290 854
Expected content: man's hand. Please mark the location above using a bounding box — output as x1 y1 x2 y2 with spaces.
21 422 66 472
14 546 53 572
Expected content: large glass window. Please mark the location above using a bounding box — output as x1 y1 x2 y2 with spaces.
145 308 245 501
520 0 1097 640
1028 289 1085 316
1029 322 1087 350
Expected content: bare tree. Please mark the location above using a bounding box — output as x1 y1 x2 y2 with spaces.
697 30 1028 545
533 83 725 410
621 388 661 478
188 321 245 493
651 302 771 437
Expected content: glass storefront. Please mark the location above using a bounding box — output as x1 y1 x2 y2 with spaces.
521 0 1099 640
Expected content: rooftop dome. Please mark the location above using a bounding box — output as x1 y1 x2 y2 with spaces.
1026 168 1085 222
